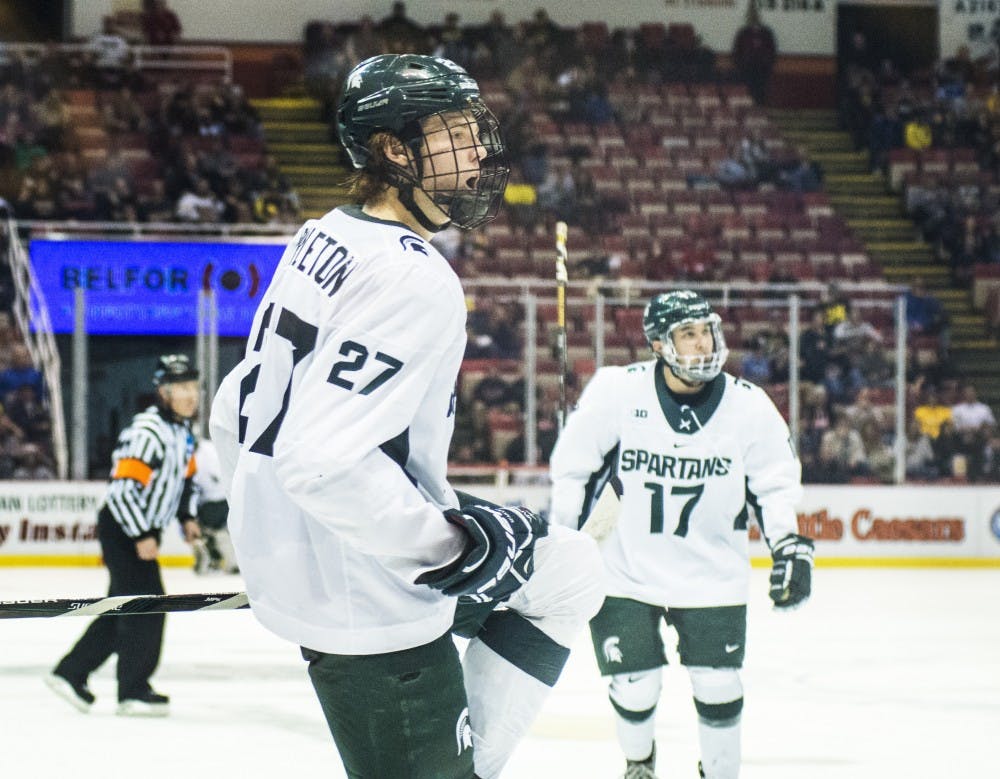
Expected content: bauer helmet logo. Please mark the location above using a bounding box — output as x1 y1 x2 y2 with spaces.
603 636 623 663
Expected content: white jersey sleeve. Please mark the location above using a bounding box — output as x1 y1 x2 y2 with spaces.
208 370 240 498
742 383 803 547
549 366 624 530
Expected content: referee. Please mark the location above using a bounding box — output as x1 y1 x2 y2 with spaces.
46 354 202 717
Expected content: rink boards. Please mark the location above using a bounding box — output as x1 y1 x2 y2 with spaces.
0 481 998 566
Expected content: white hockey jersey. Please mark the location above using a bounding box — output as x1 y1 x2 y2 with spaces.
210 205 469 655
549 361 802 608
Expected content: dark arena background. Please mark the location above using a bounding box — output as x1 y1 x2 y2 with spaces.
0 1 998 777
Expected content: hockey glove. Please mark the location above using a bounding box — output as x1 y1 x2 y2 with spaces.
768 533 814 610
416 504 548 603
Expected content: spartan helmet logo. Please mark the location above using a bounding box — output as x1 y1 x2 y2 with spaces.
603 636 623 664
455 706 473 755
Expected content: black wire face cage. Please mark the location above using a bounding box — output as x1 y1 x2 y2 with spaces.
405 102 509 230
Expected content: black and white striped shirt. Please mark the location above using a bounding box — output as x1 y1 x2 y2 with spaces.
103 405 199 538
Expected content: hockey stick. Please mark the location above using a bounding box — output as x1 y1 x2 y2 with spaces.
550 221 622 541
0 591 249 620
579 480 621 542
554 220 569 430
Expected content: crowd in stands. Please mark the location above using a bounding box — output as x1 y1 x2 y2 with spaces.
2 5 997 483
839 31 1000 288
297 5 998 482
0 12 299 225
0 308 55 479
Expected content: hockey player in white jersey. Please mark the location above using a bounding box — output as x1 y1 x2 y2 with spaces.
549 290 813 779
209 54 602 779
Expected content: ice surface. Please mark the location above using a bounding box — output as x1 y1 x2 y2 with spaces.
2 566 998 778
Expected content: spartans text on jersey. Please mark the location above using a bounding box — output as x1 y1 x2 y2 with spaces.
620 449 732 480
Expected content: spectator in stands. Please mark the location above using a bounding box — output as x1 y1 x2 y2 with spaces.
139 178 174 222
175 177 223 222
740 339 772 385
800 308 831 385
843 386 888 431
504 397 560 465
0 406 23 479
33 88 68 151
377 2 429 54
951 384 996 436
832 306 882 359
142 0 182 46
12 442 55 480
859 419 894 482
731 2 776 105
822 360 862 414
478 11 517 79
13 170 55 219
342 16 383 69
853 337 894 388
525 8 560 58
913 385 952 440
102 85 149 135
87 149 133 202
905 278 948 336
943 213 981 287
932 417 971 479
819 282 850 336
304 22 353 119
4 383 50 447
904 418 938 480
471 366 516 419
87 19 132 89
713 144 755 190
0 344 44 404
506 53 553 101
798 384 830 482
867 102 901 174
434 12 472 70
94 175 140 222
777 157 823 193
817 412 869 483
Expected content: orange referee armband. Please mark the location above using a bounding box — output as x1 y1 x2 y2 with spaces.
113 458 153 486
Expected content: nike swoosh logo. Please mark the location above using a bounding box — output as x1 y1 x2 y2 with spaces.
725 643 741 653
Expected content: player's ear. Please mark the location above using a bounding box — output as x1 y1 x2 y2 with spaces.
373 132 409 166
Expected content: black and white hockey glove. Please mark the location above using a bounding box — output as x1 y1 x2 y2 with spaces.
768 533 814 610
416 503 548 603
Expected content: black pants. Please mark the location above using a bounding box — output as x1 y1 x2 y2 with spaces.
54 508 165 701
302 632 475 779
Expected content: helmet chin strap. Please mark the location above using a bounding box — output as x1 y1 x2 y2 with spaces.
384 134 452 234
657 355 705 389
397 181 451 233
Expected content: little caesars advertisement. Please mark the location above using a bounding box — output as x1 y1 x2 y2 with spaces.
1 482 998 565
473 484 1000 566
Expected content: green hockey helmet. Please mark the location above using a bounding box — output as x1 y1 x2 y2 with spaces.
642 290 729 383
336 54 508 230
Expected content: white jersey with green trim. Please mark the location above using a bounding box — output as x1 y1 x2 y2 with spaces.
210 205 469 655
549 360 802 608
